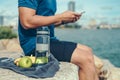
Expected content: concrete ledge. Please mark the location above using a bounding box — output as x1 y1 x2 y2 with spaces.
0 52 79 80
0 62 79 80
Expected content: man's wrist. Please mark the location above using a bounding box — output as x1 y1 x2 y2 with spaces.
55 14 62 22
61 21 65 24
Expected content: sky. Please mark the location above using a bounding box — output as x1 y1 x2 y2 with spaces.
0 0 120 25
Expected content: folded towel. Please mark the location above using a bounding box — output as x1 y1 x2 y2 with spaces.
0 54 60 78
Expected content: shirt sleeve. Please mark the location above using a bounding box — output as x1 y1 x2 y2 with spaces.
18 0 38 10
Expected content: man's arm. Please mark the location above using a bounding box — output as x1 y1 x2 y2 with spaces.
19 7 61 29
19 7 81 29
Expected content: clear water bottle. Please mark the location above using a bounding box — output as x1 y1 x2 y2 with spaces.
35 26 50 64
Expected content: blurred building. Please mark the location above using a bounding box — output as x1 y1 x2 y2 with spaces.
0 16 4 26
68 0 75 11
88 19 98 29
64 0 81 28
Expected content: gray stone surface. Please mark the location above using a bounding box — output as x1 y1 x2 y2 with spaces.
102 60 120 80
0 41 5 50
0 52 79 80
1 51 120 80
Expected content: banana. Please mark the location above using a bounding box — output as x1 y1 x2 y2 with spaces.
14 58 21 66
29 55 36 64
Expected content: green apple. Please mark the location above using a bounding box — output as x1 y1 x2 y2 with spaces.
35 57 48 64
19 56 32 68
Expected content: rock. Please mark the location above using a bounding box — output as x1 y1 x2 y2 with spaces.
0 39 9 48
94 55 103 70
93 55 104 75
4 39 23 52
0 52 79 80
6 43 22 52
0 62 79 80
0 39 23 52
111 67 120 80
0 40 5 50
102 60 120 80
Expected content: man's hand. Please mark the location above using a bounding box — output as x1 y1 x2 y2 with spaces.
56 11 82 24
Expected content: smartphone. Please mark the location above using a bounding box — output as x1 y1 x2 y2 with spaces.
80 11 85 14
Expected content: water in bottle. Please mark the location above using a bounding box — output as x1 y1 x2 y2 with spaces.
35 27 50 64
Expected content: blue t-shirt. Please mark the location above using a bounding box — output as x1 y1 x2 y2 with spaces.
18 0 57 55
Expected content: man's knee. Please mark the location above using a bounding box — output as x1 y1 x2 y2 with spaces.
71 47 94 66
81 49 94 65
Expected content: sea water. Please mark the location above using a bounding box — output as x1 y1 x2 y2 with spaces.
55 28 120 67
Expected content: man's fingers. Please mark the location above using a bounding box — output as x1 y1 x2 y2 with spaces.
74 13 81 16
